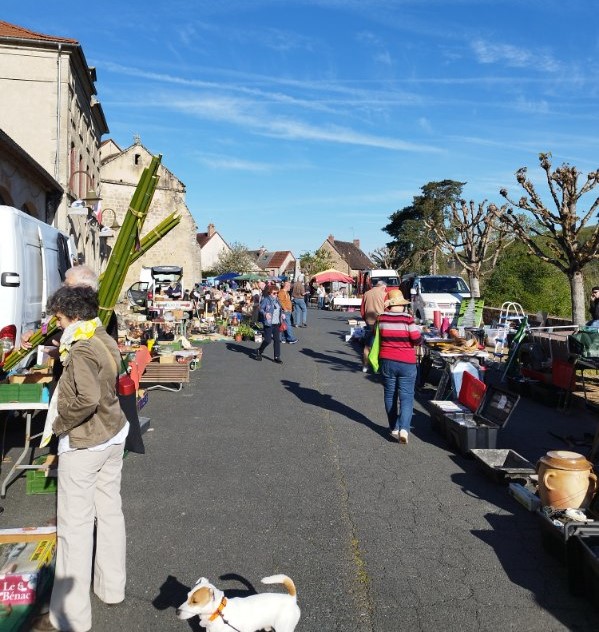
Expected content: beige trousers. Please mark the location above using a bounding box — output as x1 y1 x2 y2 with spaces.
49 442 126 632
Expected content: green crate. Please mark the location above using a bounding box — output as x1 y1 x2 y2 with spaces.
26 457 58 495
0 383 43 403
0 383 21 403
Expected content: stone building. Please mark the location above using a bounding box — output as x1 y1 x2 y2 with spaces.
319 234 373 277
0 20 109 268
100 139 202 293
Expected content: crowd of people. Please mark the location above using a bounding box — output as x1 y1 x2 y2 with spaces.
18 269 418 631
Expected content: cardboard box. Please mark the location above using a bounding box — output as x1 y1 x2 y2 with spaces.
7 372 53 385
0 527 56 631
159 354 175 364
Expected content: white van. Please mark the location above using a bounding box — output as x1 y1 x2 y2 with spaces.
402 274 471 324
0 206 73 366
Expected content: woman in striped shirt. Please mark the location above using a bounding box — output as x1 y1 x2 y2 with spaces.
376 290 422 443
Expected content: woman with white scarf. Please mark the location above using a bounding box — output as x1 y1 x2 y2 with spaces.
33 286 128 632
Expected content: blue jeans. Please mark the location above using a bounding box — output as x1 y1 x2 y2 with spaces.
282 310 297 342
258 324 281 359
317 297 324 309
380 359 417 432
293 298 307 326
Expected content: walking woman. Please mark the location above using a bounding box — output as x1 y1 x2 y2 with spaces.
33 285 128 632
254 284 284 363
376 290 422 444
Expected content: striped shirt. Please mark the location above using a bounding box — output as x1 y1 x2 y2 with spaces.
378 311 422 364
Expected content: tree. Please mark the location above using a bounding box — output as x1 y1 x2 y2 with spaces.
424 199 512 297
384 180 465 274
369 245 398 269
483 241 571 317
494 153 599 324
213 242 255 275
299 248 333 278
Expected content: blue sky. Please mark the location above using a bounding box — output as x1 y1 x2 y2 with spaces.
4 1 599 258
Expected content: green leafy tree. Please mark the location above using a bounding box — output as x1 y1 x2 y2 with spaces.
213 242 255 275
483 241 571 317
494 153 599 325
384 180 465 274
299 248 333 277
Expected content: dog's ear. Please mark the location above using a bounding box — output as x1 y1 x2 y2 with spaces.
190 585 212 606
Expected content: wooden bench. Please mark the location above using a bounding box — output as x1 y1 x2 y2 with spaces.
139 360 190 392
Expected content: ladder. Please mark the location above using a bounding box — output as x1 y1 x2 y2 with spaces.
494 301 526 359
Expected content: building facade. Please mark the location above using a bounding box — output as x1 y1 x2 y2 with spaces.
100 139 202 293
0 20 109 267
319 235 373 277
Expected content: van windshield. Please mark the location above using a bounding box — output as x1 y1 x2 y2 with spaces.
376 276 400 287
420 277 469 293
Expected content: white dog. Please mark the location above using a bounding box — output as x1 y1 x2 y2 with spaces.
176 574 300 632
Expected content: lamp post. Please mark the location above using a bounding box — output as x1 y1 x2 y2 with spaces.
68 169 100 204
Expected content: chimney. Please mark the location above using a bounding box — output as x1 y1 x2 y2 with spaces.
328 234 335 244
207 223 215 237
353 238 360 249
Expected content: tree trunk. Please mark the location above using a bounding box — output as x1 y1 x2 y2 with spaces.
570 270 586 326
469 274 480 298
431 248 438 275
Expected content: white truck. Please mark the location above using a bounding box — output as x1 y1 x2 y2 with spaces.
0 206 74 366
358 269 401 294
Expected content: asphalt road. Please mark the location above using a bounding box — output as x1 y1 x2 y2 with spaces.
1 308 598 631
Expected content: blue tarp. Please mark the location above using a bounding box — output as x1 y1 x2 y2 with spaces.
214 271 240 281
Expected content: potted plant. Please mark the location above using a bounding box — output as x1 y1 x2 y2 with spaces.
236 322 255 341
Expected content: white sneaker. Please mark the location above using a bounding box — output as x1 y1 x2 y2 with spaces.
362 366 368 373
399 429 409 444
391 429 400 439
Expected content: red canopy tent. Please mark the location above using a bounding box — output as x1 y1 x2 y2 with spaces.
312 268 354 284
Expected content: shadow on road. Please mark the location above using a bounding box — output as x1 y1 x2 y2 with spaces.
281 379 391 440
300 346 363 372
471 513 594 629
152 573 258 631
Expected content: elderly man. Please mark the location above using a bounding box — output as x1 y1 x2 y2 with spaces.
278 281 298 344
360 281 387 373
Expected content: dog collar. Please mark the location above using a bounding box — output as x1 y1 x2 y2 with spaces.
209 596 227 622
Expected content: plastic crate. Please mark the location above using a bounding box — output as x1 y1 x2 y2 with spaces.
445 385 520 456
567 529 599 607
470 448 535 484
536 509 599 564
26 456 58 495
0 383 43 403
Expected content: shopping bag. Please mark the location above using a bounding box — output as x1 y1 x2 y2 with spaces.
279 321 287 332
367 324 381 373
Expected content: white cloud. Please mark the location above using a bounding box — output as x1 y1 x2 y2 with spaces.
195 153 273 172
471 39 561 72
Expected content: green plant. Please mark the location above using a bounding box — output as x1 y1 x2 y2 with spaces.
236 322 255 340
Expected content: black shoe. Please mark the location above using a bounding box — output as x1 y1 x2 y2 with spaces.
254 352 262 361
274 358 283 364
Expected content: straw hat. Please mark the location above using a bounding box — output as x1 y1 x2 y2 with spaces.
384 290 410 307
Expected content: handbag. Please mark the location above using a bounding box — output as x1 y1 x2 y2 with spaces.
367 323 381 373
279 321 287 332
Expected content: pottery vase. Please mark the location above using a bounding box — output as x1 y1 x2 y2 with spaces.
536 450 597 509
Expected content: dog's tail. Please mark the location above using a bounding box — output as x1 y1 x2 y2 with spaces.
261 574 297 598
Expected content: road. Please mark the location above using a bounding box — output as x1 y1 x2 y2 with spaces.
2 308 597 631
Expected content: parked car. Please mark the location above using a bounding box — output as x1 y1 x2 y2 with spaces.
400 274 471 323
126 265 185 313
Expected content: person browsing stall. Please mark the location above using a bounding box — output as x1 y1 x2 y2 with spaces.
32 285 128 632
374 290 422 444
278 281 298 344
360 281 387 373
